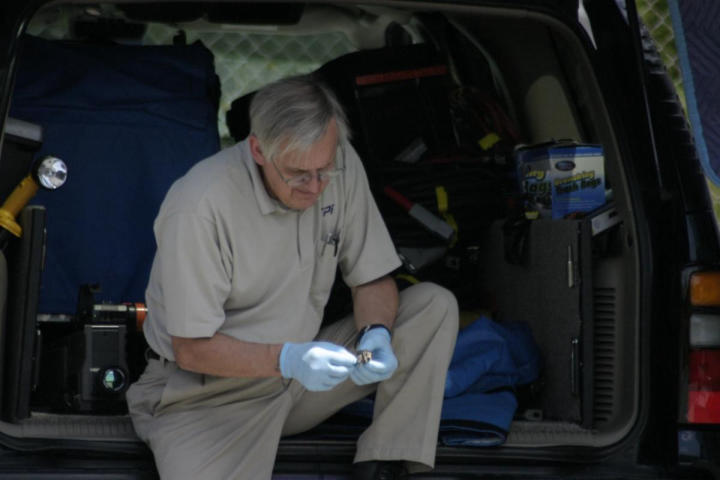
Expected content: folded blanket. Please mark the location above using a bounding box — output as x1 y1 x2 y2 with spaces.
439 390 517 446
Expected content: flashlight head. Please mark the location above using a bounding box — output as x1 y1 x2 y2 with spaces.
35 156 67 190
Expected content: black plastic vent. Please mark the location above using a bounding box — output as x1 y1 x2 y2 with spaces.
593 287 617 424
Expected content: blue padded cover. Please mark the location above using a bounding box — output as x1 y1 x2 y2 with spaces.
669 1 720 185
10 35 220 314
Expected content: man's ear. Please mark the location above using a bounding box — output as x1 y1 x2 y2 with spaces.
248 135 265 166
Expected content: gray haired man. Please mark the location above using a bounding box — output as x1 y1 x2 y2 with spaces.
126 74 459 480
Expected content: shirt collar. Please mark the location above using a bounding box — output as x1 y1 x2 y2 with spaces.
240 140 291 215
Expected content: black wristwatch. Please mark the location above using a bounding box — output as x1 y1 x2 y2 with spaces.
356 323 391 347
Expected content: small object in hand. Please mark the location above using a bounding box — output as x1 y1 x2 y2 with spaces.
357 350 372 364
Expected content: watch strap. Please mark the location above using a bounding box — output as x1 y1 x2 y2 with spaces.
356 323 391 348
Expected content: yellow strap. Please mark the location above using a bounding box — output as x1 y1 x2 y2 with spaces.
436 185 449 214
478 132 500 151
395 273 420 284
435 186 458 246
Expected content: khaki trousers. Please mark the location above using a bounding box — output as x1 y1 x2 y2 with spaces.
126 282 458 480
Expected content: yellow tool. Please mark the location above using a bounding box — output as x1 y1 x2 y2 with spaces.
0 156 67 239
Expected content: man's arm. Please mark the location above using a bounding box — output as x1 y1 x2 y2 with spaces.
172 334 282 378
171 275 398 379
350 275 399 332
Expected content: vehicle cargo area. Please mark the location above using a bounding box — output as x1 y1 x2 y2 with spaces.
0 1 640 455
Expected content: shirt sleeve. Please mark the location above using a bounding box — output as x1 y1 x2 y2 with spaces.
153 212 231 338
338 145 402 287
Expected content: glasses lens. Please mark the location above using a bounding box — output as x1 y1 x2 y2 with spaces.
282 145 345 187
286 170 336 188
287 173 313 188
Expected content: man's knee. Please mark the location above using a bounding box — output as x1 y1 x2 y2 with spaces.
398 282 459 333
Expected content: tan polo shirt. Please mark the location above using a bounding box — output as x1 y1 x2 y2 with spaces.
143 140 401 360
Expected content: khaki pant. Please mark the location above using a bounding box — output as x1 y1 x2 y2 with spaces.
126 282 458 480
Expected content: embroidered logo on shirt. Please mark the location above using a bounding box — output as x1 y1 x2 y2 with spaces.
321 204 335 216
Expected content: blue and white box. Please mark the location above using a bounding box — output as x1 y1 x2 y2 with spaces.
516 142 605 219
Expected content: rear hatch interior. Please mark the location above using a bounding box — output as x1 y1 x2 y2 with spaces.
0 0 640 459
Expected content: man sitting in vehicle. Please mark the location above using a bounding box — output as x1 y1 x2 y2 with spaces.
126 74 459 480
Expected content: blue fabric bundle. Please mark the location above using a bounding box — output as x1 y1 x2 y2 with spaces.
439 315 541 446
10 35 221 313
445 316 540 397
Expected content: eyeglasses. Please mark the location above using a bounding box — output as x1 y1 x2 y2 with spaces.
269 143 345 188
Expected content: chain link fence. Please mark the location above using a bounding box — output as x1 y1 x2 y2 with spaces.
637 0 683 97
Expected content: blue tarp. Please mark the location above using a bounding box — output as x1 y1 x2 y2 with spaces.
10 36 220 314
669 1 720 185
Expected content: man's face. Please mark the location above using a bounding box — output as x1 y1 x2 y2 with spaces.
250 119 339 211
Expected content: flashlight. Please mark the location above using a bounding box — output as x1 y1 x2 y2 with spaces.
0 155 67 249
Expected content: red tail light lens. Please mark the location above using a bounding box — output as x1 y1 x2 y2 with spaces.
688 349 720 423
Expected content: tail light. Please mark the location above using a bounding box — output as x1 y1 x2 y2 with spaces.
688 349 720 423
687 272 720 423
690 271 720 307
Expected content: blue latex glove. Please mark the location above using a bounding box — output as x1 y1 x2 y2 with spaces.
279 341 357 391
350 326 398 385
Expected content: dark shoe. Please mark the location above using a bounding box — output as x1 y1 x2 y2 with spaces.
352 460 408 480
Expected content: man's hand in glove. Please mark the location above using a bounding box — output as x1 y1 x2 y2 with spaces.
279 341 357 391
351 325 398 385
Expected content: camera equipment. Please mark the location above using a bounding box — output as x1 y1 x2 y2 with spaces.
39 284 145 413
50 323 129 413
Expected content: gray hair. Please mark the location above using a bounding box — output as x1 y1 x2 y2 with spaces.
249 74 350 161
